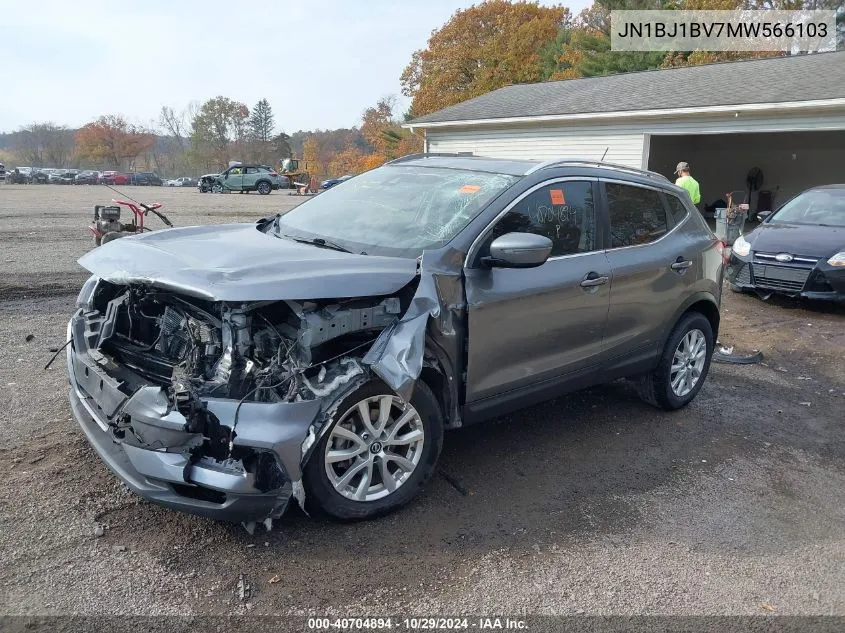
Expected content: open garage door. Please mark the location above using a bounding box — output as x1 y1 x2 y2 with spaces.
647 130 845 218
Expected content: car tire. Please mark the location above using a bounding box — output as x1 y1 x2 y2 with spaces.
303 379 444 521
257 181 271 195
211 183 223 194
636 311 714 411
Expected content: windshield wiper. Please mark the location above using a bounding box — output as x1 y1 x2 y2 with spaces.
281 233 353 253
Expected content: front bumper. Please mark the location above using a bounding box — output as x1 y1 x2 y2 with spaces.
66 315 323 523
727 253 845 303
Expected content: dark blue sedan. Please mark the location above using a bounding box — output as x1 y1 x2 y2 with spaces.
320 174 352 190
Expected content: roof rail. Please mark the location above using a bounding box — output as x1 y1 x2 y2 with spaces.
525 158 669 182
386 152 473 165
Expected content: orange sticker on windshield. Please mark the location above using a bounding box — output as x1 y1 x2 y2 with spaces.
460 185 481 193
550 189 565 205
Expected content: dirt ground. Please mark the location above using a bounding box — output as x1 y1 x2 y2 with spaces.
1 184 844 618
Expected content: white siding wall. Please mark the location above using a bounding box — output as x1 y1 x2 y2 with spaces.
427 126 646 168
423 109 845 169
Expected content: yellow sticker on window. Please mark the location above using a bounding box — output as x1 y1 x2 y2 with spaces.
550 189 565 205
460 185 481 193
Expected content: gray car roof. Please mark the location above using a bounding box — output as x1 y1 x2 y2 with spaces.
409 51 845 125
387 154 542 176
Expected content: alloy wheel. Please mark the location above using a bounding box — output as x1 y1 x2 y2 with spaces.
324 395 425 502
670 328 707 397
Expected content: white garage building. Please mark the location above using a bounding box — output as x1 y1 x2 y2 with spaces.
406 51 845 213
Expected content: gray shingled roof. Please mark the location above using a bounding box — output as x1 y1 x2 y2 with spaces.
409 51 845 125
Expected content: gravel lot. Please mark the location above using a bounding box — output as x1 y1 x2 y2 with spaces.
1 184 844 618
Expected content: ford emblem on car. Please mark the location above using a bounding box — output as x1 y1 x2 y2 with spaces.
775 253 794 262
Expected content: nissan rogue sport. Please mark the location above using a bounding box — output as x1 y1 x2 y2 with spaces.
67 154 725 529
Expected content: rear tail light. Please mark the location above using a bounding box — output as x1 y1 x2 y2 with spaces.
269 171 278 177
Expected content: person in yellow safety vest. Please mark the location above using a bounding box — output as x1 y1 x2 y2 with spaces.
674 161 701 206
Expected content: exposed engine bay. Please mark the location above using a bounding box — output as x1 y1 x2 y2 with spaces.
68 279 420 528
86 279 406 410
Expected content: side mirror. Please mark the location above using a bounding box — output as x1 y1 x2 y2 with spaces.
756 210 772 222
483 232 553 269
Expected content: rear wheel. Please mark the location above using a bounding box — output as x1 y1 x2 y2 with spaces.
303 379 443 521
636 312 714 410
256 181 271 195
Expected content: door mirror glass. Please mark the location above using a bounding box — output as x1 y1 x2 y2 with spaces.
756 210 772 221
484 232 553 268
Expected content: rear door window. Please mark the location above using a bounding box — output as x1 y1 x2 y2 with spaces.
605 182 671 248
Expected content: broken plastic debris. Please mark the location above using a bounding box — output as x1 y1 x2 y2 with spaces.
760 602 777 612
237 574 251 601
799 402 812 406
713 350 764 365
718 345 734 355
269 575 281 584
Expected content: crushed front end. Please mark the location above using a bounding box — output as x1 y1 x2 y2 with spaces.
66 276 403 527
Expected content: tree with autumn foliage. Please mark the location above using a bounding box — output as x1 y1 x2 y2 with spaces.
360 96 423 164
401 0 570 116
191 96 250 165
75 115 155 169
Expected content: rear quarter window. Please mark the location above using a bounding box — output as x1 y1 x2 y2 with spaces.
664 193 691 226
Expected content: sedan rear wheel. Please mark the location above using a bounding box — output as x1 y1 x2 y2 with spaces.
304 379 443 520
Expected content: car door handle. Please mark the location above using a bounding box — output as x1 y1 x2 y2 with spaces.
670 259 693 271
580 273 609 288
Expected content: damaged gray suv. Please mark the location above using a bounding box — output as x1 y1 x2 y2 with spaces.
67 154 725 528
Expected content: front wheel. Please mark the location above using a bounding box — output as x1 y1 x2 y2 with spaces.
211 183 223 194
303 379 443 521
636 312 714 411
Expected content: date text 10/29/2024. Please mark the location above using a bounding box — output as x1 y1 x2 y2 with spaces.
307 618 529 630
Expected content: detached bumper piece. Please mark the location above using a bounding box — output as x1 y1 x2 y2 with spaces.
66 315 321 524
728 253 845 303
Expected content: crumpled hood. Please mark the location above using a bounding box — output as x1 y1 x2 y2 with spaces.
78 223 419 301
747 222 845 258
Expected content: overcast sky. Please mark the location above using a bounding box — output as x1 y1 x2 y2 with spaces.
0 0 590 134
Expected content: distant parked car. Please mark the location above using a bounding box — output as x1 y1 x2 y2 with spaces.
211 164 284 194
112 173 132 185
58 170 79 185
727 184 845 303
197 173 219 193
99 171 118 185
6 167 32 184
320 174 353 190
48 169 67 184
32 168 53 184
0 162 5 182
74 170 100 185
130 172 163 186
166 176 195 187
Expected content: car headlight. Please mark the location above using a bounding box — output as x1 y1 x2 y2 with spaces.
732 234 751 257
76 276 99 311
827 252 845 267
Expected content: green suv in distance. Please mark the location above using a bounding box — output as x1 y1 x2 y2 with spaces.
212 164 284 195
